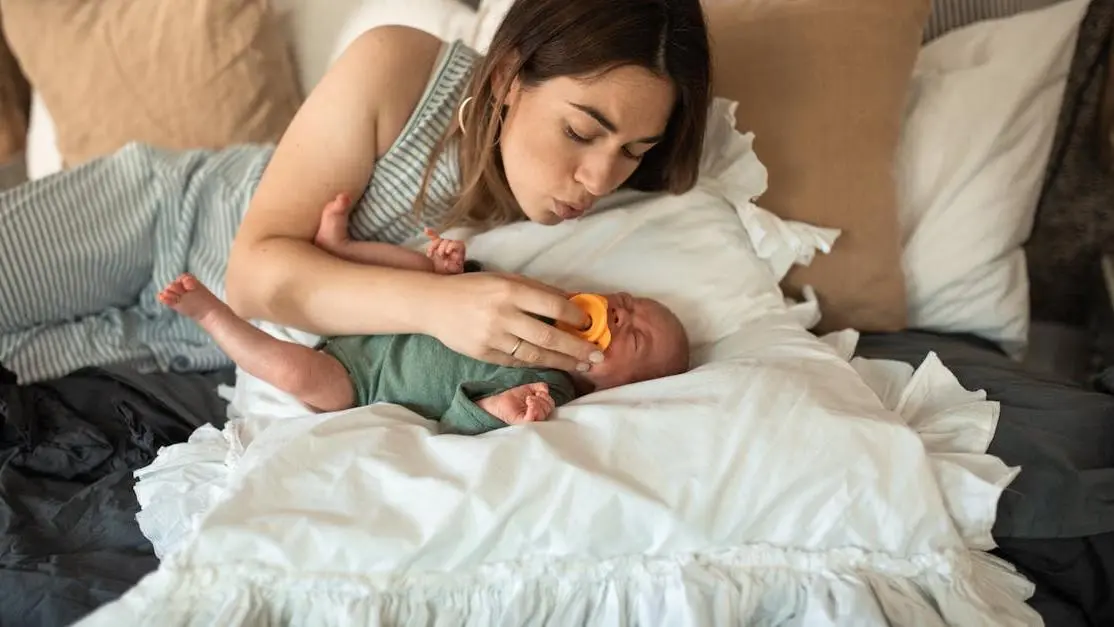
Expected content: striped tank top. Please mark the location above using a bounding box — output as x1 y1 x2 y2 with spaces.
347 38 479 244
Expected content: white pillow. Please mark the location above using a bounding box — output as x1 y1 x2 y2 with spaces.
470 0 515 52
897 0 1089 358
453 99 837 350
25 91 62 180
271 0 479 94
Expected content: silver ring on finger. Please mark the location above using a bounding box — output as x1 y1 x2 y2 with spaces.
510 338 524 358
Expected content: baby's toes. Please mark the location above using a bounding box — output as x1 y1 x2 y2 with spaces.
161 282 184 298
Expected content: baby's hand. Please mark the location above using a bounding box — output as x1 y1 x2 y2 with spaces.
476 382 556 425
424 228 466 275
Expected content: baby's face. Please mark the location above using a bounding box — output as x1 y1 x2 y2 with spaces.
582 292 689 391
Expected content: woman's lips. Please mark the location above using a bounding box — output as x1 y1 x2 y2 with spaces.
553 199 586 220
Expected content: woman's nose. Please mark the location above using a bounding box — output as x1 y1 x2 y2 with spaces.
574 153 621 197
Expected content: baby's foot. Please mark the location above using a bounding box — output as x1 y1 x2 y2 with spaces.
313 193 352 254
157 273 228 326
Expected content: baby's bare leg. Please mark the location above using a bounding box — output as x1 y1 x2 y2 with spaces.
158 274 355 412
314 193 435 272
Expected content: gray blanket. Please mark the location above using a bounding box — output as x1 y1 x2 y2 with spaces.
855 331 1114 625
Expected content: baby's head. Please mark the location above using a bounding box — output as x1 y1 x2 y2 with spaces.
579 292 690 391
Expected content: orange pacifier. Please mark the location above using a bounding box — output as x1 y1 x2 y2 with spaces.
557 293 612 352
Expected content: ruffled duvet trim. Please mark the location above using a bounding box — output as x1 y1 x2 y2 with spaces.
93 541 1038 626
854 351 1022 552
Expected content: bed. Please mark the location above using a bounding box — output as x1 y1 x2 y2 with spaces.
2 0 1114 625
3 333 1111 625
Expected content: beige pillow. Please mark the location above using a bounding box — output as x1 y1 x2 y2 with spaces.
0 13 29 162
704 0 931 333
0 0 303 168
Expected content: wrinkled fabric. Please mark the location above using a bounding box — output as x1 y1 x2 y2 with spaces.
0 363 232 626
857 330 1114 539
4 329 1113 625
857 329 1114 626
80 316 1040 626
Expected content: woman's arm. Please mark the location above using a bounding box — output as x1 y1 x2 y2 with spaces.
226 26 442 335
225 26 601 371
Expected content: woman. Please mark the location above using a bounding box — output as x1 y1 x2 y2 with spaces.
0 0 711 384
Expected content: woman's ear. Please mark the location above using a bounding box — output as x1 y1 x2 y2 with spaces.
492 50 522 104
504 77 523 108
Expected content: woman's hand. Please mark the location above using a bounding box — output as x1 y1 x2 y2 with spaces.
424 272 604 373
487 271 573 299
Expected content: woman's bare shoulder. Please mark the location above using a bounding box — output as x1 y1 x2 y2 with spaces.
345 26 450 155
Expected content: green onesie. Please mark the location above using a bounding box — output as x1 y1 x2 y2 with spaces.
319 333 578 435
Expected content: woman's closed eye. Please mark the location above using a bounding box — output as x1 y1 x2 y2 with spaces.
564 125 591 144
564 125 644 162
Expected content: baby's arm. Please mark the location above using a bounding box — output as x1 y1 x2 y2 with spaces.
440 373 577 435
475 383 557 425
314 193 463 274
158 273 355 413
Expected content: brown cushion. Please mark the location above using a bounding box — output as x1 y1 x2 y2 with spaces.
704 0 931 332
0 12 29 161
0 0 303 168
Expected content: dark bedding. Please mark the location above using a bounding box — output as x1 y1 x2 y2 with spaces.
2 332 1113 626
857 331 1114 626
0 363 233 627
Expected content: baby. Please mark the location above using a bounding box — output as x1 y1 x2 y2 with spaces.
159 194 690 434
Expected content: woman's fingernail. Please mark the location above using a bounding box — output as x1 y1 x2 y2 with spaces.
576 362 590 373
589 351 604 364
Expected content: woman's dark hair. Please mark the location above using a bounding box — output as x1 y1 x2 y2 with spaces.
418 0 712 228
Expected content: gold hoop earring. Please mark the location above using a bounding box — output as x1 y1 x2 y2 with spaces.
457 96 474 133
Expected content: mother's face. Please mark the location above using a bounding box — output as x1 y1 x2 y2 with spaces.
498 65 676 225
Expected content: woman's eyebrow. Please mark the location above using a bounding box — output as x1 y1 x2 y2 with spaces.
568 102 664 144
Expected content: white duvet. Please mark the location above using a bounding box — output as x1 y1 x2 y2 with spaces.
77 100 1040 626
